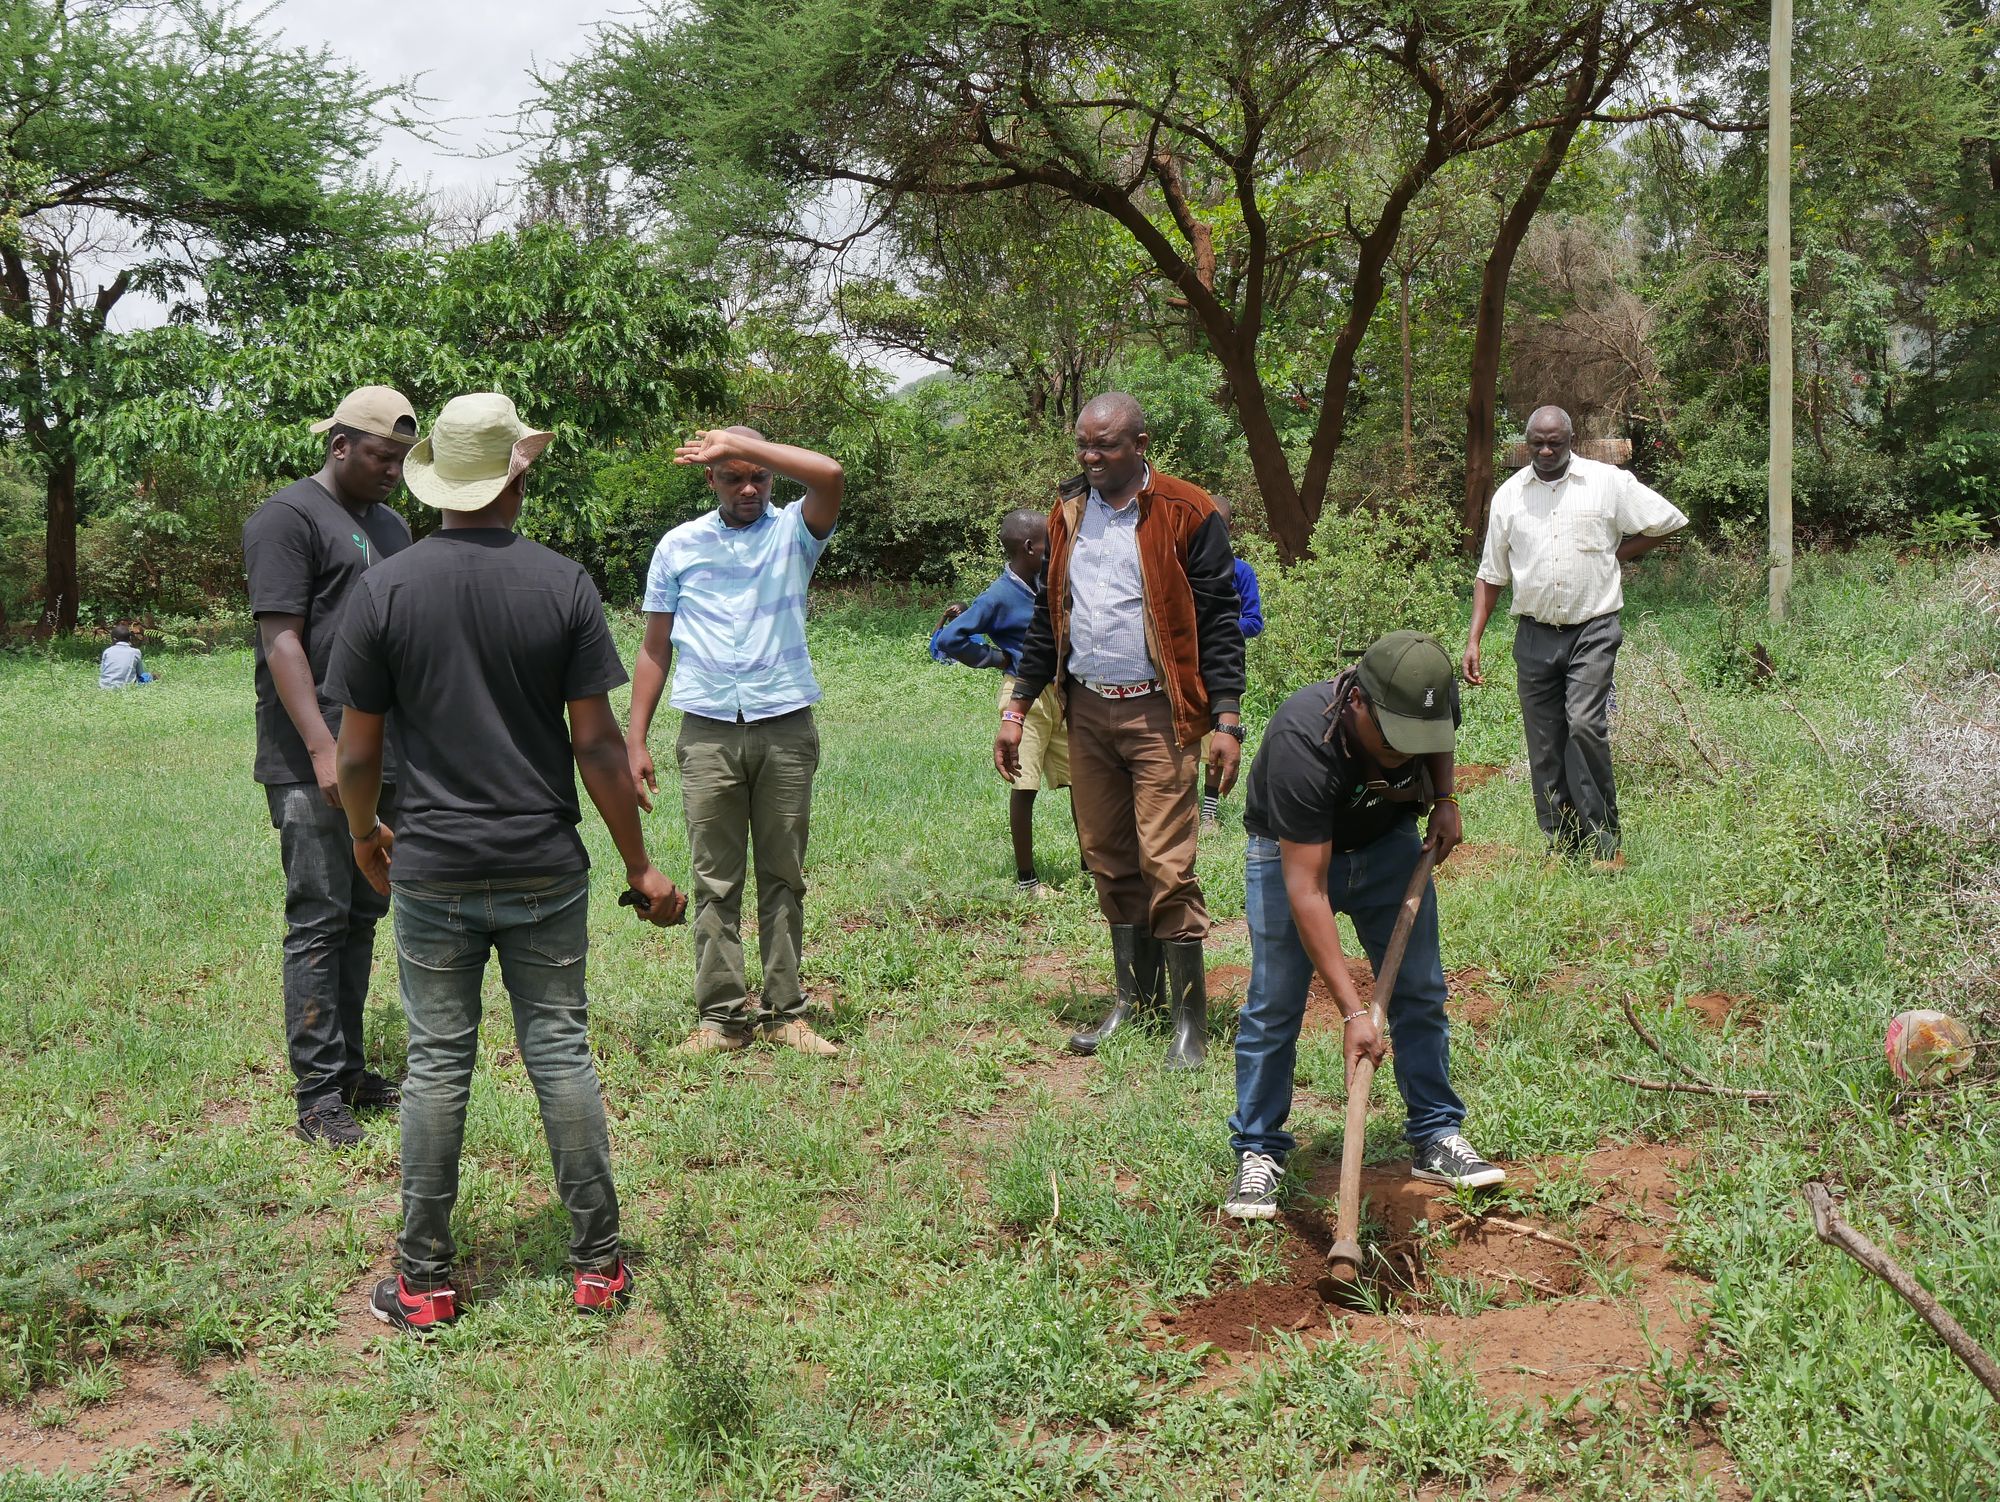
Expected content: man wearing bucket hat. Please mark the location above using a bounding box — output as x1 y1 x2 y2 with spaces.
243 385 419 1148
1221 631 1503 1223
326 393 688 1334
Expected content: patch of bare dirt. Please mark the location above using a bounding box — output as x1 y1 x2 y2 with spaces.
1154 1141 1707 1408
1207 964 1251 1012
1455 764 1507 792
1301 963 1496 1034
1676 991 1759 1029
0 1357 226 1477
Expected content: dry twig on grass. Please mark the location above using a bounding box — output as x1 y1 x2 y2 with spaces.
1802 1182 2000 1405
1613 1072 1780 1103
1777 695 1832 759
1614 994 1778 1101
1654 668 1728 780
1619 994 1716 1085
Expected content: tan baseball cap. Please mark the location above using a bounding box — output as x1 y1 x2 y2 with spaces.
309 385 420 443
404 393 554 512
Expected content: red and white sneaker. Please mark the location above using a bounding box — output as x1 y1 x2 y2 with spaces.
574 1261 632 1315
369 1275 458 1334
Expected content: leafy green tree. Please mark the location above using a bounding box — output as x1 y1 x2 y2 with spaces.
539 0 1732 559
0 0 407 631
101 223 729 585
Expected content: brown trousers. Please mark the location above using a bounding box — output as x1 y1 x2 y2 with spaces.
1067 686 1208 941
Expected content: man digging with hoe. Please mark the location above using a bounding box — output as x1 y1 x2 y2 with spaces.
1223 632 1504 1233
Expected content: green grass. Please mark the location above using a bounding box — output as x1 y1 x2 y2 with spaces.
3 548 2000 1497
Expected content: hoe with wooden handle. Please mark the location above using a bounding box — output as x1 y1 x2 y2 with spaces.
1323 846 1437 1293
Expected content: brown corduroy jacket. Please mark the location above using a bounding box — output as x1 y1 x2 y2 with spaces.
1011 468 1246 748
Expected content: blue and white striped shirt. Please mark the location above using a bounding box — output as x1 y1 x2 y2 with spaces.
642 501 831 722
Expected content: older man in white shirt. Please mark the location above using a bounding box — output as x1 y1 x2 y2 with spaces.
1462 406 1686 863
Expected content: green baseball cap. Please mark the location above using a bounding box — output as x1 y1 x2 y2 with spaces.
1353 631 1457 756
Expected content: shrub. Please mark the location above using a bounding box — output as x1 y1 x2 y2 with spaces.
1244 494 1462 721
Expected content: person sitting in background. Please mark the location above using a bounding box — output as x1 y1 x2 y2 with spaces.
98 626 153 688
932 508 1074 897
1201 495 1264 828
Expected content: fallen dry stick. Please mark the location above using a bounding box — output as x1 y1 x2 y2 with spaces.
1480 1216 1586 1256
1476 1264 1564 1298
1613 1072 1780 1103
1620 994 1718 1085
1803 1182 2000 1404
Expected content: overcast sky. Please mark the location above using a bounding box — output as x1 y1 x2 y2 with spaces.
268 0 621 200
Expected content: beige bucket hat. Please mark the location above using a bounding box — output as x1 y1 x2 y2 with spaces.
404 393 554 511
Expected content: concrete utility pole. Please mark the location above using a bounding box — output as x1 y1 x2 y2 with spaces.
1768 0 1794 623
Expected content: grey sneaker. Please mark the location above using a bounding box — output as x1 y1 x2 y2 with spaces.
1411 1133 1506 1189
1223 1151 1283 1220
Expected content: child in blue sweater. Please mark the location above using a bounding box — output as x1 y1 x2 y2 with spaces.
1202 496 1264 826
932 510 1072 895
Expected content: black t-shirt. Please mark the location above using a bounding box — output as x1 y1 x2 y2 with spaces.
1242 675 1458 850
243 477 412 785
323 529 629 880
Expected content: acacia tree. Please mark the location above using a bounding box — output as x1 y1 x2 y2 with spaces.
540 0 1724 559
0 0 404 631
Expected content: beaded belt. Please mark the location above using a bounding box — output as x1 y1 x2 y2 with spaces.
1081 678 1163 699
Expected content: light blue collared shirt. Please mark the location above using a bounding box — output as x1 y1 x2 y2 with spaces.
642 500 831 722
1066 471 1157 686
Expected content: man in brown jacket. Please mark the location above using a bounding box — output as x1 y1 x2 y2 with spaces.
996 392 1247 1069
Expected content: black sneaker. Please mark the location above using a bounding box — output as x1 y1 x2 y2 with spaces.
370 1275 459 1334
345 1071 403 1111
1411 1134 1506 1190
295 1098 364 1147
1223 1151 1283 1220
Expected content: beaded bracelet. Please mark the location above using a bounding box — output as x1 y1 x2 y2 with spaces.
1001 709 1027 726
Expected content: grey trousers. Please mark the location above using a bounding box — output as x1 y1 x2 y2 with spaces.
1512 613 1622 858
390 874 618 1287
267 781 397 1111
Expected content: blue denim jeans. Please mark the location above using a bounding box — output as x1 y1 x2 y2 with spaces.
266 781 397 1111
1230 824 1464 1160
390 874 619 1289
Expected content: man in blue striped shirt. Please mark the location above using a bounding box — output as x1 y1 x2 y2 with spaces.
626 427 845 1056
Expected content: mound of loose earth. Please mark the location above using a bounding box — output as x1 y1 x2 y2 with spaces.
1154 1143 1704 1407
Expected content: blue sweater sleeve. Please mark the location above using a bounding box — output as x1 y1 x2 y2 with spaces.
930 590 1008 670
1235 559 1265 639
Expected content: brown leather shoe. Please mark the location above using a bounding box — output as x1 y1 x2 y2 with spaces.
677 1027 751 1054
760 1020 839 1057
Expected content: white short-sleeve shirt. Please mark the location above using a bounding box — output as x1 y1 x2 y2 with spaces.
1475 455 1687 626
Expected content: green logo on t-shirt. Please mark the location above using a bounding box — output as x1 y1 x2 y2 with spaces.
352 532 369 559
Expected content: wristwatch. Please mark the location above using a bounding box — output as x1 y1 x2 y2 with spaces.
1212 721 1246 742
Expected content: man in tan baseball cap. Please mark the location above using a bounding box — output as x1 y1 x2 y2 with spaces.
241 383 422 1148
309 385 421 442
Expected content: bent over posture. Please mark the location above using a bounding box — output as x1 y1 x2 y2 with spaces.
1224 632 1500 1222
